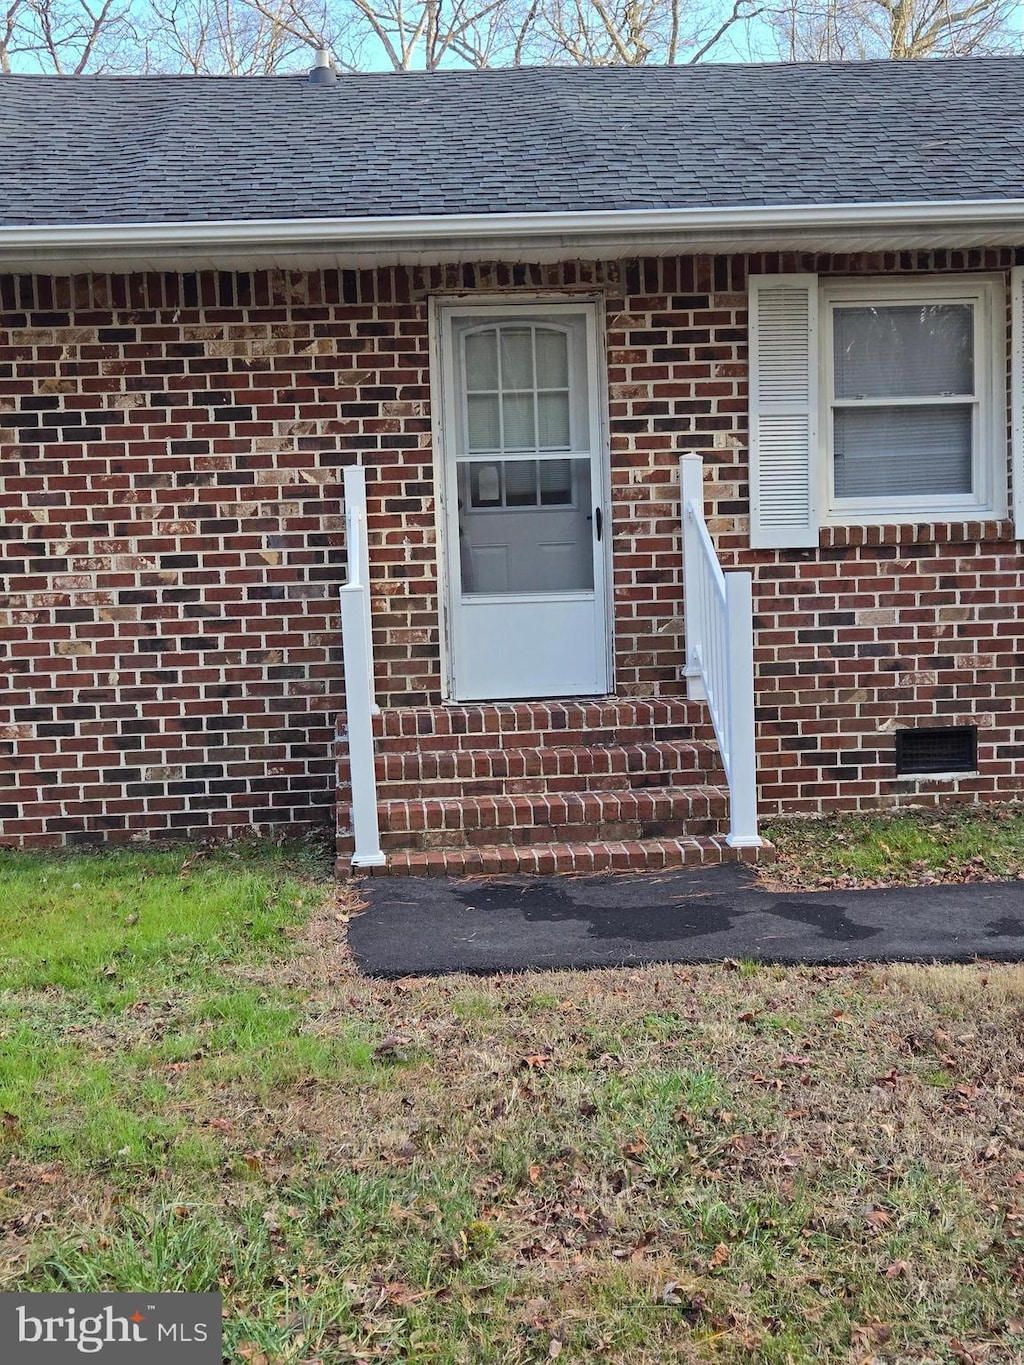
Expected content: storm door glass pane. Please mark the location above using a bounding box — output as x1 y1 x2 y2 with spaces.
833 405 972 498
536 329 569 387
467 394 500 451
539 459 572 505
502 393 535 449
504 460 538 506
537 391 570 448
499 329 534 388
457 457 593 595
834 304 973 398
465 331 498 390
469 462 502 507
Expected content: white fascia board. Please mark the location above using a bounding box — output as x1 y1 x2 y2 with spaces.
2 198 1024 267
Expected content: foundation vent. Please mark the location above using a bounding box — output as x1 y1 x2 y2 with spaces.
894 725 977 776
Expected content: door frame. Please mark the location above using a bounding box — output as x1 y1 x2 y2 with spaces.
429 292 614 703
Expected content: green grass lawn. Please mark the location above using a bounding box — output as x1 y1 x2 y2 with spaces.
764 803 1024 889
0 837 1022 1363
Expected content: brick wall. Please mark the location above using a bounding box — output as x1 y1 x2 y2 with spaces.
2 252 1023 846
0 271 352 844
601 249 1024 815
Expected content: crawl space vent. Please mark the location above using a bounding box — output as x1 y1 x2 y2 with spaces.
894 726 977 776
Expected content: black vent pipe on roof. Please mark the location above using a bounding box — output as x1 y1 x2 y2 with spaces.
309 48 337 84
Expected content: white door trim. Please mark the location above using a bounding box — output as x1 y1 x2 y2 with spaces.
429 293 613 702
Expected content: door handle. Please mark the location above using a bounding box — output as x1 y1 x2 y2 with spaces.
594 507 603 542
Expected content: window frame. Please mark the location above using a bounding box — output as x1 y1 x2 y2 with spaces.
818 275 1006 525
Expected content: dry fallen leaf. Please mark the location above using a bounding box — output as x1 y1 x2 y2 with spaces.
522 1053 552 1070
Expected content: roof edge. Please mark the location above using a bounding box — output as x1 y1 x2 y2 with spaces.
3 199 1024 247
3 200 1024 274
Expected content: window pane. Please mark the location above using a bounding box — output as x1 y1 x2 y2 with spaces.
502 393 535 449
504 460 538 506
469 462 502 508
536 329 569 387
833 404 972 498
467 393 500 451
464 330 498 390
457 457 593 594
539 458 573 505
537 391 570 448
499 329 534 388
834 304 973 398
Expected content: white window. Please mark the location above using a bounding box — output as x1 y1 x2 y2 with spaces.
822 278 1002 522
748 274 1010 549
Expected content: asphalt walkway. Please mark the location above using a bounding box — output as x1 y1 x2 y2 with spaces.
349 862 1024 977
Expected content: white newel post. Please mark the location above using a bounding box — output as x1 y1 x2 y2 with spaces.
340 466 386 870
724 570 760 848
680 453 707 702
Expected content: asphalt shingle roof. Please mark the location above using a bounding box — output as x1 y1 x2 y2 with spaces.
1 58 1022 228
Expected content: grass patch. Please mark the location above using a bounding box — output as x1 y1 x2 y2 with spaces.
0 843 327 1171
763 802 1024 888
1 847 1023 1362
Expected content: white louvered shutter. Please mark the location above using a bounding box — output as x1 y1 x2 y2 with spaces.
748 274 820 549
1012 266 1024 539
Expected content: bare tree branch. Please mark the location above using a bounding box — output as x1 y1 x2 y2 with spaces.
687 0 761 60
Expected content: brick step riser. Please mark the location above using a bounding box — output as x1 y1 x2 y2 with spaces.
374 745 721 791
373 724 713 756
338 790 730 853
373 777 719 804
373 702 711 747
345 838 766 878
377 817 728 851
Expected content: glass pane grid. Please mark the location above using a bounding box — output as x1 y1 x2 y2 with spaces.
464 457 575 510
462 323 573 454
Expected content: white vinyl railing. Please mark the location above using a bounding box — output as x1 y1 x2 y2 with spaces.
339 466 386 869
680 454 761 848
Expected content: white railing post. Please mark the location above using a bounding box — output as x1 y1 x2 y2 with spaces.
724 571 760 848
340 466 385 870
680 453 707 702
680 451 761 849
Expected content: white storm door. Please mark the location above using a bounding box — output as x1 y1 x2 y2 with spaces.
439 304 610 702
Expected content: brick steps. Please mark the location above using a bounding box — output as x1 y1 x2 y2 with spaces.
337 698 769 877
365 835 763 878
374 739 720 797
376 784 730 850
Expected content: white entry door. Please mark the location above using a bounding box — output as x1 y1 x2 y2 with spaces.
437 302 610 702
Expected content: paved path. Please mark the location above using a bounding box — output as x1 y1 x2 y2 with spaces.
349 863 1024 977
